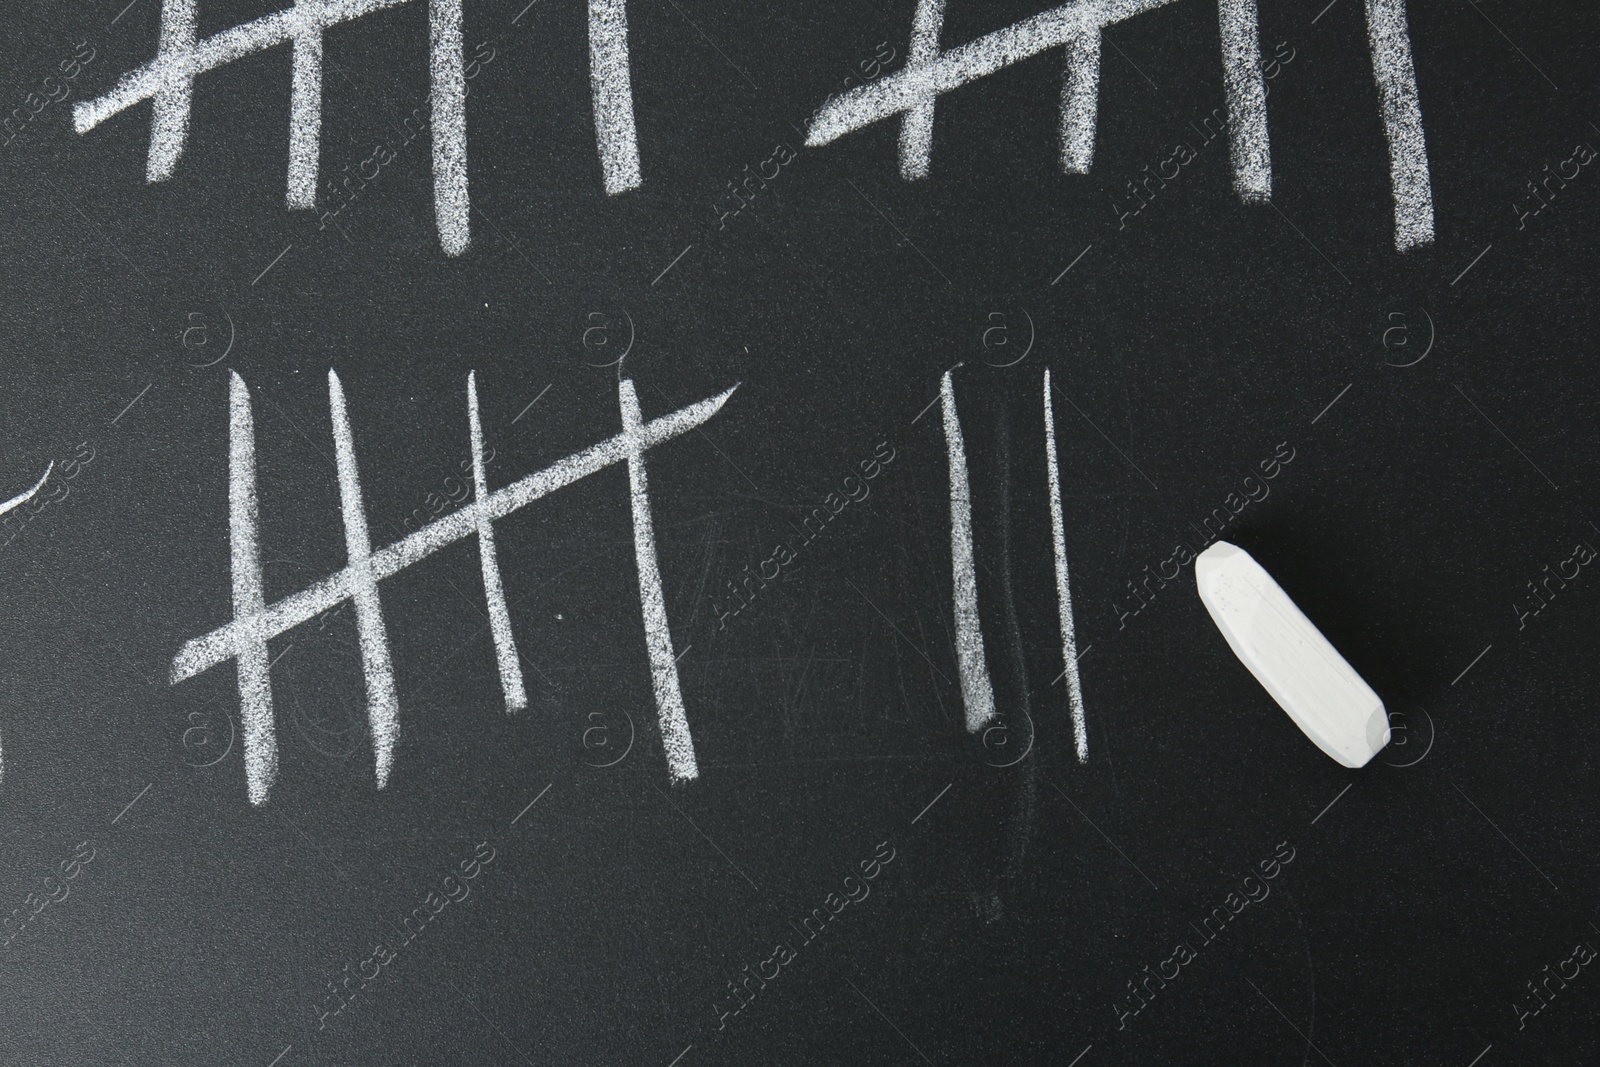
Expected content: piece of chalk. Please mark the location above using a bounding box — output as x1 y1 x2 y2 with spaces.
1195 541 1389 768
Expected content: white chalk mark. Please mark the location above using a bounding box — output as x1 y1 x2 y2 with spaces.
228 373 278 806
1058 21 1100 174
1044 370 1088 763
1365 0 1434 249
174 376 737 803
1218 0 1271 202
286 1 325 209
809 0 1432 249
112 782 153 825
939 371 995 732
1311 0 1339 24
328 369 400 788
468 372 527 712
266 1045 293 1067
147 0 197 181
665 1045 693 1067
430 0 470 255
589 0 643 195
619 379 699 782
0 463 55 518
1463 1045 1492 1067
1066 1045 1093 1067
899 0 948 180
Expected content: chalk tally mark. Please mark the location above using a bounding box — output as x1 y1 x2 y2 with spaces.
174 371 735 804
75 0 646 254
1043 370 1089 761
806 0 1434 248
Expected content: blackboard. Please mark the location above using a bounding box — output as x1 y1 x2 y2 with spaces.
0 0 1596 1064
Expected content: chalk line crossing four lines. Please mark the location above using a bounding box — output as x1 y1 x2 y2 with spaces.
74 0 645 254
939 369 1090 758
807 0 1434 249
173 370 737 804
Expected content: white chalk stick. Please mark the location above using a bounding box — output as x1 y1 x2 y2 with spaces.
1195 541 1389 768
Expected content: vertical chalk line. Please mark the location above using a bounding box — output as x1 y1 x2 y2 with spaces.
429 0 470 254
939 371 996 732
1059 14 1101 174
619 379 699 782
1365 0 1434 249
1043 370 1089 762
147 0 197 181
588 0 643 194
468 373 528 712
328 369 400 788
229 372 278 806
287 0 325 208
899 0 948 180
1218 0 1271 201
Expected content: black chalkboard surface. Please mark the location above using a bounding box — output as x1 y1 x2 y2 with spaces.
0 0 1596 1063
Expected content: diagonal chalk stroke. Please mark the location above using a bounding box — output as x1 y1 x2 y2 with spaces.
174 372 736 803
939 370 996 732
1043 370 1089 762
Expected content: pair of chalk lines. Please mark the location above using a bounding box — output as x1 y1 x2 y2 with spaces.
74 0 643 255
173 369 736 805
939 369 1088 761
808 0 1433 250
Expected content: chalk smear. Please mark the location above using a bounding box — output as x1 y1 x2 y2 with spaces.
940 371 996 732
